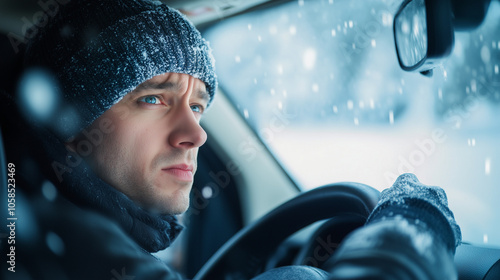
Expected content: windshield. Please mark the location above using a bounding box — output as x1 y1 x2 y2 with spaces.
203 0 500 248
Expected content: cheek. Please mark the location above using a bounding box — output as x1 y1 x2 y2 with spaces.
108 120 164 172
86 104 170 186
114 122 150 156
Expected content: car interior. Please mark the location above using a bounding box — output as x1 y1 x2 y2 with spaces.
1 0 500 279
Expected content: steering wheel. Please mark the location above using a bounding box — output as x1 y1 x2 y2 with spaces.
194 182 380 280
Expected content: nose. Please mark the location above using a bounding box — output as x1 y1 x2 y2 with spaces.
168 106 207 149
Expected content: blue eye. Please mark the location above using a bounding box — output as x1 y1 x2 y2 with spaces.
191 105 203 113
139 95 161 104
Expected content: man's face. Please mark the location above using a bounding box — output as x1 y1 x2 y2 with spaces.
69 73 209 215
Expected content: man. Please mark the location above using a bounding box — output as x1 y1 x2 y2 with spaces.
0 0 461 279
1 0 215 278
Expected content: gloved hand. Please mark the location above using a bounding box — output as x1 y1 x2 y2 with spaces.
366 173 462 253
327 173 462 280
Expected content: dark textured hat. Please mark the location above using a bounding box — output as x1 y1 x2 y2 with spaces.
23 0 217 139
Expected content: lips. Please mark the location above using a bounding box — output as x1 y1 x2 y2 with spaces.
161 164 194 182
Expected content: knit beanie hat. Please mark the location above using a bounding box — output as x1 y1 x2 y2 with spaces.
22 0 217 140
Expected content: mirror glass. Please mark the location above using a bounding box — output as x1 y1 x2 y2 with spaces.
395 0 428 68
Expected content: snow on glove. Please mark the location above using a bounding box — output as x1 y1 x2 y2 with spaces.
366 173 462 253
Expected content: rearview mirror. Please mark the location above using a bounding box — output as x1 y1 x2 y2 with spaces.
394 0 492 75
393 0 454 73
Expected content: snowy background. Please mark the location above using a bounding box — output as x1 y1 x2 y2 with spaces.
204 0 500 247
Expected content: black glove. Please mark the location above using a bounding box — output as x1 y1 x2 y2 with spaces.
367 173 461 253
328 173 461 280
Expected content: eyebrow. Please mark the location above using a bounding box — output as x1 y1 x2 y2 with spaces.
132 81 178 93
131 80 211 105
196 89 211 105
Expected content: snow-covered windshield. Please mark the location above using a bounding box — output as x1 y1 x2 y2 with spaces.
204 0 500 247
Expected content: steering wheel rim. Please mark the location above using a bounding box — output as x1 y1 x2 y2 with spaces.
194 182 380 280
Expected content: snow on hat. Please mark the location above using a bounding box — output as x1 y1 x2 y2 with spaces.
23 0 217 140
